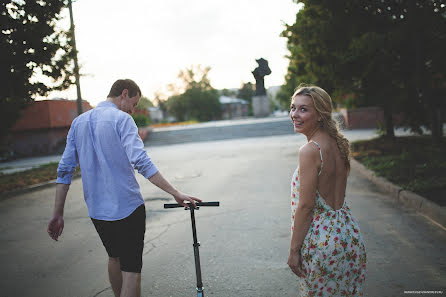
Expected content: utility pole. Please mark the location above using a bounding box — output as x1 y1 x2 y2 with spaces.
68 0 83 115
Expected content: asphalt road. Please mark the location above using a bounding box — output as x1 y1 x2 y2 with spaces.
145 116 297 146
0 118 444 297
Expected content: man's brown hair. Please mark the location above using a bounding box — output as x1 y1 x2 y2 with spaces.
107 79 141 98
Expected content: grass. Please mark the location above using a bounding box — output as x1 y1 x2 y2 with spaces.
150 120 199 128
351 136 446 206
0 162 80 194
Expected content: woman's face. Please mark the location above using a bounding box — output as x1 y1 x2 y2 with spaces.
290 95 321 135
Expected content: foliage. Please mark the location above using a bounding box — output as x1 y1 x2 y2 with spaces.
237 82 255 102
136 96 153 109
220 88 237 97
351 136 446 205
237 82 255 115
1 0 75 142
280 0 446 139
166 66 221 122
131 113 150 127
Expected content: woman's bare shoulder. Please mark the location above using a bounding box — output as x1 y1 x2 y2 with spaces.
298 142 320 161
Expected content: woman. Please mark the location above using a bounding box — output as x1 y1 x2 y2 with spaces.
287 85 366 296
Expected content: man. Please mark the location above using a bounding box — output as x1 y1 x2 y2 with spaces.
47 79 200 297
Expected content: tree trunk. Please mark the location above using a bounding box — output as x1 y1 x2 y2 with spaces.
384 105 395 138
431 106 441 144
439 109 444 138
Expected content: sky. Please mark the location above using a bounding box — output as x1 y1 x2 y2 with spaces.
46 0 301 106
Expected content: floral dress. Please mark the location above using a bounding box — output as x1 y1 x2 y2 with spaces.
291 141 366 297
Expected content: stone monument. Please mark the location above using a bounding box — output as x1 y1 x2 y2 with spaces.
252 58 271 117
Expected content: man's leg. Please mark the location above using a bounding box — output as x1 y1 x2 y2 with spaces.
108 257 122 297
120 272 141 297
119 204 145 297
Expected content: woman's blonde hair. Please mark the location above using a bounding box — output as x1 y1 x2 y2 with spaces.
291 84 351 172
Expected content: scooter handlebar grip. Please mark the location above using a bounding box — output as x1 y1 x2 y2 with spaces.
164 201 220 208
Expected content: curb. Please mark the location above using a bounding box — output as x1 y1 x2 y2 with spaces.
351 158 446 229
0 174 81 202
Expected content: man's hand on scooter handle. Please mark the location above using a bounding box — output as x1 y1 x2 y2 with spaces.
173 192 202 208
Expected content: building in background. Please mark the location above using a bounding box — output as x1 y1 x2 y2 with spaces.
11 99 92 157
219 96 249 120
148 107 164 123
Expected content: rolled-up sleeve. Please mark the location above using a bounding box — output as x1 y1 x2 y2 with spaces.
119 115 158 179
57 122 79 184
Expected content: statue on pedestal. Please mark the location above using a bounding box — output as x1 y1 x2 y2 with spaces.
251 58 271 117
252 58 271 96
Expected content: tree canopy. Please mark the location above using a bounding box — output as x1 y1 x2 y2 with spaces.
237 82 255 102
1 0 75 142
279 0 446 139
136 96 154 110
166 66 221 122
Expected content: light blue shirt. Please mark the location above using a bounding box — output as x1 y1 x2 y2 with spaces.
57 101 158 221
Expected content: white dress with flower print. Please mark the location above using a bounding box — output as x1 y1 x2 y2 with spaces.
291 141 366 297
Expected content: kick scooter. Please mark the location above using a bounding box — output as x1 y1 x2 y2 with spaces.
164 201 220 297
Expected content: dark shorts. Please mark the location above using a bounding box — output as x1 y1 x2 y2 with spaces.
91 204 146 273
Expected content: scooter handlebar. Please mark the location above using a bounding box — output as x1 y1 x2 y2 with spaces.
164 201 220 208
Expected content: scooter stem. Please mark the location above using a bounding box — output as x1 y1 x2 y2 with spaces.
190 207 204 296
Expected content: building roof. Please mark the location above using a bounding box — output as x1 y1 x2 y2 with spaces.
219 96 248 105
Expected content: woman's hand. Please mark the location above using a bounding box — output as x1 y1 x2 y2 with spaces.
288 250 305 278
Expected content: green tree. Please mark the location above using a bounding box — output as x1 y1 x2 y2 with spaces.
348 0 446 140
237 82 255 102
237 82 255 115
280 0 446 139
136 96 154 110
166 66 221 122
131 113 150 127
1 0 75 142
221 88 237 97
278 1 356 109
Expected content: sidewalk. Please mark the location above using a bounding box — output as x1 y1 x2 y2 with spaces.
0 154 62 174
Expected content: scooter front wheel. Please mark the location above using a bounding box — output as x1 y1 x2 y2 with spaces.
197 288 204 297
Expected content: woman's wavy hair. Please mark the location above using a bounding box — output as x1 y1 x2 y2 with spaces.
291 84 351 172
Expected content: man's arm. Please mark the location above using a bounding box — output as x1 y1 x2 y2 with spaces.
148 171 201 207
118 115 201 206
48 122 78 241
119 116 201 206
47 183 70 241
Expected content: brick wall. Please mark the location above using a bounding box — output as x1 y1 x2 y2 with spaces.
341 107 384 129
340 107 403 129
10 100 92 157
13 100 92 131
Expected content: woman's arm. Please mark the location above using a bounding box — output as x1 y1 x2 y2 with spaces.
288 144 320 276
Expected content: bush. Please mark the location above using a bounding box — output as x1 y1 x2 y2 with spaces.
132 114 150 127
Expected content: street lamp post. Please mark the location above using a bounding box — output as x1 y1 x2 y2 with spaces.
67 0 83 115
